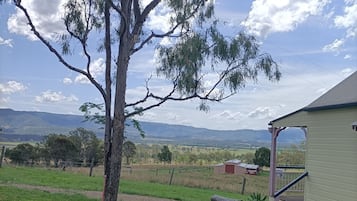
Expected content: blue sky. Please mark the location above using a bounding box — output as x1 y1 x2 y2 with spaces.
0 0 356 130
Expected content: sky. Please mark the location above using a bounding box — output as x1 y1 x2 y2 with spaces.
0 0 356 130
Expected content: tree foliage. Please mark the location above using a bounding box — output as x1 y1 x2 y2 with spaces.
278 144 305 166
68 128 101 166
254 147 270 167
6 129 103 168
122 141 136 165
158 145 172 164
7 143 38 165
43 134 79 167
6 1 281 200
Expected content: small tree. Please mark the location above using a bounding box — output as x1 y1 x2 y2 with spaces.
254 147 270 167
7 143 36 165
122 141 136 165
158 145 172 164
43 134 79 167
68 128 100 166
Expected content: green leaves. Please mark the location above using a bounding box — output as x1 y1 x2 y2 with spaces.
79 102 105 125
157 145 172 164
64 0 87 39
254 147 270 167
247 193 268 201
157 23 280 100
158 33 209 95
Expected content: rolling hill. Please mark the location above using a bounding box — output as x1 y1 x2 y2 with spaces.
0 108 304 148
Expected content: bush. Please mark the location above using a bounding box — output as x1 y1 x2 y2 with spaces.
247 192 267 201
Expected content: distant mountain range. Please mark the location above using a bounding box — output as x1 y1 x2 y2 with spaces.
0 108 305 148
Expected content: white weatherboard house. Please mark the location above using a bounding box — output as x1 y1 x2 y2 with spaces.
268 71 357 201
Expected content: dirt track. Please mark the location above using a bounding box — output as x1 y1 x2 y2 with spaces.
1 183 175 201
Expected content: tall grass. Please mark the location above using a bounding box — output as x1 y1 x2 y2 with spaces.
120 165 269 195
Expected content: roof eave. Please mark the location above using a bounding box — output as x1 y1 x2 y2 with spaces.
270 102 357 126
303 102 357 111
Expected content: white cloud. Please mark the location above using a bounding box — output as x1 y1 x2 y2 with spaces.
7 0 67 41
334 2 357 38
35 90 78 103
344 54 352 59
241 0 330 37
322 39 344 52
145 2 173 33
74 58 105 84
340 67 354 77
0 36 13 47
213 110 243 120
248 106 275 119
63 77 72 84
75 74 90 84
0 81 27 94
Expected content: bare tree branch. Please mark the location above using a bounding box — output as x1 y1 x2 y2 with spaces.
15 2 106 100
125 76 151 108
133 0 141 21
131 0 203 54
125 77 235 119
130 0 160 50
109 0 127 39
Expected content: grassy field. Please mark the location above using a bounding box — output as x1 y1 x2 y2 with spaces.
0 186 97 201
0 166 103 191
71 164 269 195
0 166 250 201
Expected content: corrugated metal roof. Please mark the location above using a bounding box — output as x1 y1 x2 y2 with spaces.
225 159 241 164
305 71 357 110
239 163 259 169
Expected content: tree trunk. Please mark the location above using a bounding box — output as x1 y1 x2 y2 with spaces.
103 0 112 198
103 1 131 200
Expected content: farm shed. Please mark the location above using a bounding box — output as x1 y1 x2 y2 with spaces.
224 159 241 174
237 163 259 175
213 163 225 174
214 159 259 175
268 71 357 201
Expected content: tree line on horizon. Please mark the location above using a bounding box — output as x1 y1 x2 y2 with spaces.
4 128 305 168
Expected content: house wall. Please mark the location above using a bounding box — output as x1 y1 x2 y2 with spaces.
304 107 357 201
271 111 309 128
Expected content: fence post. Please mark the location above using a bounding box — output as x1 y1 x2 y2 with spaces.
169 168 175 185
89 158 94 177
241 177 246 195
0 146 6 168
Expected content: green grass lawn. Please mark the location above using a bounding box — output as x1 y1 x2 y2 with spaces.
0 186 97 201
121 180 247 201
0 166 249 201
0 166 103 191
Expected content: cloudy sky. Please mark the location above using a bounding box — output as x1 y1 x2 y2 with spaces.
0 0 356 130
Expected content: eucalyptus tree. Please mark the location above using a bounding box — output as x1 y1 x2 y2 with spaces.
68 128 101 166
122 140 136 165
158 145 172 164
4 0 281 200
